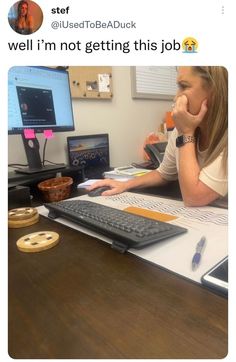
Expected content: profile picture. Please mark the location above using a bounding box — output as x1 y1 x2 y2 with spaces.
8 0 43 35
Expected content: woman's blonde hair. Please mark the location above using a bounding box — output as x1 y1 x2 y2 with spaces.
17 1 28 19
192 66 228 174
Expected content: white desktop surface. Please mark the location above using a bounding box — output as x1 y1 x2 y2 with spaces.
38 192 228 284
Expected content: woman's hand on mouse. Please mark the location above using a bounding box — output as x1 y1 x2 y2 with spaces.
87 179 129 196
172 95 208 135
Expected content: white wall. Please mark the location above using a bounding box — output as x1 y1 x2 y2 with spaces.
8 67 173 168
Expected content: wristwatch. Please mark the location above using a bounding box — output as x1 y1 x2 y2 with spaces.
176 135 196 148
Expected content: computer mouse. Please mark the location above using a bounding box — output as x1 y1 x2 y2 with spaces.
88 186 111 197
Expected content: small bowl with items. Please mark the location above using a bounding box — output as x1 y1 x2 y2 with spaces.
38 176 73 202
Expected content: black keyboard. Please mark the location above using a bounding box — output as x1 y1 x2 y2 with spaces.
45 200 187 252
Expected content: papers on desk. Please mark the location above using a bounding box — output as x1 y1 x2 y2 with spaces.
37 192 228 285
103 167 151 180
77 179 102 188
103 172 131 181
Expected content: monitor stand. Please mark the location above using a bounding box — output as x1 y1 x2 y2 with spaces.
15 135 66 175
15 164 66 175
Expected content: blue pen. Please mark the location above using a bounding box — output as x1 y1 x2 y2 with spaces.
192 236 206 271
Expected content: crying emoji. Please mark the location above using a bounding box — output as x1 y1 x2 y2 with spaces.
182 37 198 53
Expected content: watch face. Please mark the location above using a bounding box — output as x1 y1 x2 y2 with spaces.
176 135 184 148
176 135 196 147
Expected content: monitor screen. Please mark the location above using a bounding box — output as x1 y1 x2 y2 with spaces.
8 66 75 134
67 134 110 178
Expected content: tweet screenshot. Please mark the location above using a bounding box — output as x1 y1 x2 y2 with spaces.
2 0 235 360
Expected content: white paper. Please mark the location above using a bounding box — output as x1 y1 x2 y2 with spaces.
77 179 102 188
98 74 110 92
38 192 228 284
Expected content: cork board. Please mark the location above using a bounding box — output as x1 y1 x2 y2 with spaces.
68 66 113 99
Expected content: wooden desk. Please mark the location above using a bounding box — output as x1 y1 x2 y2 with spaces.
8 215 227 359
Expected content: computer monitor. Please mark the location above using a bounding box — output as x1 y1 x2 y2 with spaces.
67 134 110 179
8 66 75 173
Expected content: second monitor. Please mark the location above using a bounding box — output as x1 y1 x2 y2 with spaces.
67 134 111 179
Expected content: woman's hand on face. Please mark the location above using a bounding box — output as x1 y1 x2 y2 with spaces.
86 179 129 196
172 95 208 135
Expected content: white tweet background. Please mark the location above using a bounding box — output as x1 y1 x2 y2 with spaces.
1 0 235 360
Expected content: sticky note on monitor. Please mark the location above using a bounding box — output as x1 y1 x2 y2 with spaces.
43 130 54 139
23 129 35 139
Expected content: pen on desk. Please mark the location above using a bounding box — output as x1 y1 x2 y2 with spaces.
192 236 206 271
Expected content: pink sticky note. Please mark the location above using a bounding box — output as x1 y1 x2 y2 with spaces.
23 129 35 139
43 130 54 139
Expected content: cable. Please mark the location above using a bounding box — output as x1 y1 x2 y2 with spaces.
8 163 28 168
10 139 64 170
42 138 48 166
43 160 65 166
42 138 65 166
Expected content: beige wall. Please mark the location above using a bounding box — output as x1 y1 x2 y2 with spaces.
8 67 172 168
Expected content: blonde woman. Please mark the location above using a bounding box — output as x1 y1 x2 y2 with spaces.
88 66 228 207
14 1 33 35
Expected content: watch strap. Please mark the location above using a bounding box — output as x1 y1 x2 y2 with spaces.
176 135 196 148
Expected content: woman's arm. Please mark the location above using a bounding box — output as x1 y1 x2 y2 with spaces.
87 169 168 196
27 15 34 33
173 95 221 206
178 142 221 206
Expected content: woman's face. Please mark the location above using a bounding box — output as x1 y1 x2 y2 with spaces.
20 3 28 16
176 67 211 116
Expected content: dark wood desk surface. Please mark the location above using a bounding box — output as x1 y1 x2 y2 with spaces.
8 215 228 359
